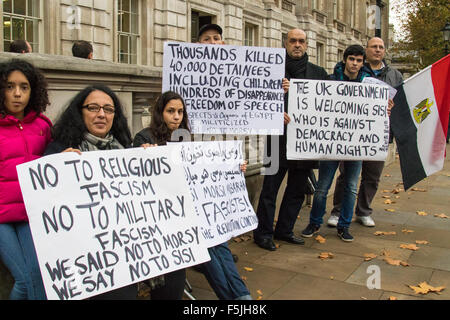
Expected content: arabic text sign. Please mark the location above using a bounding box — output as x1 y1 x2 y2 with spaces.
17 146 210 300
162 41 285 135
178 141 258 247
287 79 390 161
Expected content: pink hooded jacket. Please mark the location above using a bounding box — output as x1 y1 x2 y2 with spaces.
0 111 52 223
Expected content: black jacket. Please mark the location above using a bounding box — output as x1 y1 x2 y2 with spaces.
133 128 158 147
266 61 328 169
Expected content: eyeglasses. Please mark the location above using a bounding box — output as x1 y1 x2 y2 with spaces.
82 103 115 114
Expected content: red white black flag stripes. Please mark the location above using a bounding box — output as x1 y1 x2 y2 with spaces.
391 54 450 190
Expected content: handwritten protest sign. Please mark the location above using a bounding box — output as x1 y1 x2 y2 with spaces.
362 77 397 100
17 146 210 300
176 140 258 247
287 79 390 161
162 41 285 135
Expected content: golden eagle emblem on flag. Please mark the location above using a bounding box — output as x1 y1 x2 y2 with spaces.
413 98 433 124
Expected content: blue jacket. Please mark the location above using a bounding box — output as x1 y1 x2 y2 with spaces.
329 61 373 82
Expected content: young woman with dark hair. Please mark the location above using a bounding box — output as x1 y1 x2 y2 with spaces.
0 59 51 299
134 91 251 300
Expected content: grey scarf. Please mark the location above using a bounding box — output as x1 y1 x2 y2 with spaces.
79 132 124 151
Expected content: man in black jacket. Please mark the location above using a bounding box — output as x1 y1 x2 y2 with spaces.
254 29 328 251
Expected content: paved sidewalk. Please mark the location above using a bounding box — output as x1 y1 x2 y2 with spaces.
186 144 450 300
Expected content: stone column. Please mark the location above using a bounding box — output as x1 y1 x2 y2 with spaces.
153 0 188 66
262 0 283 48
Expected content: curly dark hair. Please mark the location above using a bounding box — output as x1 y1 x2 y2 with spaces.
148 91 190 144
52 84 132 148
0 59 49 118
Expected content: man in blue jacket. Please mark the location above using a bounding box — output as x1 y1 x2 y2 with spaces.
328 37 401 228
301 44 372 242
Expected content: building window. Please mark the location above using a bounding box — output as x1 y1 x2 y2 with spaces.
338 49 344 62
118 0 139 64
244 23 257 47
191 11 213 43
3 0 40 52
282 33 287 48
317 42 324 67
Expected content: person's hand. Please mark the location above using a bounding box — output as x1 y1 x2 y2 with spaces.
240 160 248 173
387 99 395 117
282 78 290 93
62 147 82 155
141 143 158 148
284 112 291 125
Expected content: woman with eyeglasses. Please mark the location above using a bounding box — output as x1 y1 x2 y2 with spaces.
43 84 136 299
44 84 131 155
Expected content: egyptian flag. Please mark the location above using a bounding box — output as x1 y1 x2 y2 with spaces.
391 54 450 190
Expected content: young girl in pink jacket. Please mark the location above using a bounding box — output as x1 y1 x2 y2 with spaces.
0 59 52 299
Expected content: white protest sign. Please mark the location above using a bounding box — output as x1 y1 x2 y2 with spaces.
362 77 397 100
17 146 210 300
287 79 390 161
176 140 258 247
162 41 285 135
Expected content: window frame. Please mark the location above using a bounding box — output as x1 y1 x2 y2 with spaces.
2 0 42 52
244 23 257 47
116 0 140 65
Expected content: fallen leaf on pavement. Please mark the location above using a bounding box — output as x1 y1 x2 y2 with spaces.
385 209 396 212
416 211 428 216
364 253 377 261
415 240 429 245
241 276 247 281
315 235 326 244
318 252 334 260
434 213 449 219
244 267 254 272
389 296 398 300
381 249 391 257
411 187 427 192
402 229 414 233
384 199 393 204
374 231 396 236
382 195 391 199
233 238 243 243
382 189 391 193
384 257 409 266
400 244 419 251
395 195 401 199
408 282 445 295
330 276 335 280
384 174 392 177
257 290 263 296
392 188 403 194
257 296 263 300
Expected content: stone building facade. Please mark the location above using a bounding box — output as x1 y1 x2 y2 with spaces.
2 0 390 69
